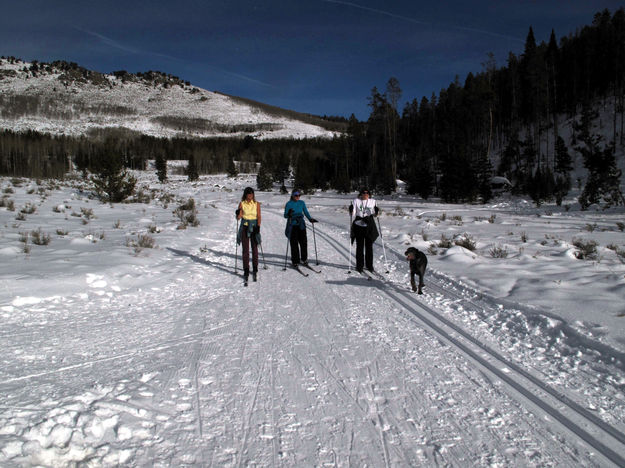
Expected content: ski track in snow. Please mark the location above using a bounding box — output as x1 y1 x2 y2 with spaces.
1 177 624 466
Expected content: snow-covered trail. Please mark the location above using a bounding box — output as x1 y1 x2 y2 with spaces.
2 199 623 467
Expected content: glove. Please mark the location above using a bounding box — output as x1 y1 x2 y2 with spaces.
253 225 261 234
374 206 379 216
310 218 318 223
288 208 294 216
235 208 240 216
349 205 353 214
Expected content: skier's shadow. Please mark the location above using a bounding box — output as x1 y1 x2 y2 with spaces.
168 247 287 272
325 276 382 287
167 247 240 277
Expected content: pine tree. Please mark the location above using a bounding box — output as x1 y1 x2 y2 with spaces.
256 163 273 191
406 157 433 200
155 152 167 183
90 148 136 203
473 152 494 202
574 104 624 209
227 155 238 177
187 153 199 181
294 152 315 193
554 136 572 205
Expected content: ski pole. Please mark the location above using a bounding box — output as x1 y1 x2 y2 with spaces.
347 214 353 273
312 221 319 265
282 216 291 271
376 216 389 274
259 241 268 269
234 217 240 273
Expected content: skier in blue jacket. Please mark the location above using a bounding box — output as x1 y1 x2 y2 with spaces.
284 189 317 266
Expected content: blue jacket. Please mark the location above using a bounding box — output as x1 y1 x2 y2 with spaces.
284 199 312 237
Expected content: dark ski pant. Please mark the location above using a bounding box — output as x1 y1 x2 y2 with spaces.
241 236 258 275
354 226 374 271
289 227 308 265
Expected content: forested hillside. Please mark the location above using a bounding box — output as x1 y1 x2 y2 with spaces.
1 8 624 209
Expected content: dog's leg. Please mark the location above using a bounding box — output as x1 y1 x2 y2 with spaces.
410 273 417 292
417 271 424 294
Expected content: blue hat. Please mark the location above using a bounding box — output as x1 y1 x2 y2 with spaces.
291 189 301 197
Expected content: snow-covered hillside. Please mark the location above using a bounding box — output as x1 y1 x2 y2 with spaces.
0 58 338 140
1 171 624 466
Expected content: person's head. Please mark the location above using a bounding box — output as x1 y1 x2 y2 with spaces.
291 189 301 200
359 188 370 199
242 186 255 201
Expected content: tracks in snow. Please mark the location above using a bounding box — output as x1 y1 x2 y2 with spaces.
303 213 625 467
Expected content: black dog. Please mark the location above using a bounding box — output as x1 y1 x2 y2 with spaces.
405 247 427 294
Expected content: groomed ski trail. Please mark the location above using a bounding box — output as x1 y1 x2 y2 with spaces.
1 204 623 466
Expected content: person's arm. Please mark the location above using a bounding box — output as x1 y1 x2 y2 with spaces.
284 201 292 218
303 202 312 221
257 202 261 226
236 202 242 219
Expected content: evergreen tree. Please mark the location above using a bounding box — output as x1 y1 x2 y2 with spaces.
256 163 273 191
406 157 433 200
155 152 167 183
528 165 555 207
294 152 315 193
274 150 291 191
90 149 137 203
226 154 238 177
473 151 494 202
187 153 199 181
553 136 572 205
574 104 624 209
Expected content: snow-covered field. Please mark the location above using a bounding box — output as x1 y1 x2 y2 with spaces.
1 171 624 466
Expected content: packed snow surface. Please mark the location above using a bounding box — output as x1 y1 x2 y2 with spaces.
1 171 625 466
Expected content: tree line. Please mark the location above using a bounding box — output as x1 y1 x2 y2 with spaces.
1 8 624 209
346 8 625 206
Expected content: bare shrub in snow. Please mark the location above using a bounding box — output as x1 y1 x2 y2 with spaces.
437 234 452 249
572 238 598 260
20 203 36 214
127 233 155 254
490 244 508 258
174 198 199 229
31 228 51 245
455 234 477 251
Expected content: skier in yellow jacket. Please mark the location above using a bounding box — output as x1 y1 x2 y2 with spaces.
236 187 261 283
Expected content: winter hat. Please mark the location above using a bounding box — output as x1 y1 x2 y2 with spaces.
291 189 301 197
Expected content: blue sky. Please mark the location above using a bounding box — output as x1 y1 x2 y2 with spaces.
1 1 623 120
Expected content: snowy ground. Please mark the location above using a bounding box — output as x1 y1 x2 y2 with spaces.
1 171 625 466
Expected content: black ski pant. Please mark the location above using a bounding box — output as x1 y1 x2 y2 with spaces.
241 236 258 275
289 227 308 265
354 226 374 271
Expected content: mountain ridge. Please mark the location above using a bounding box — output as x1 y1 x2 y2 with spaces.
0 56 343 140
